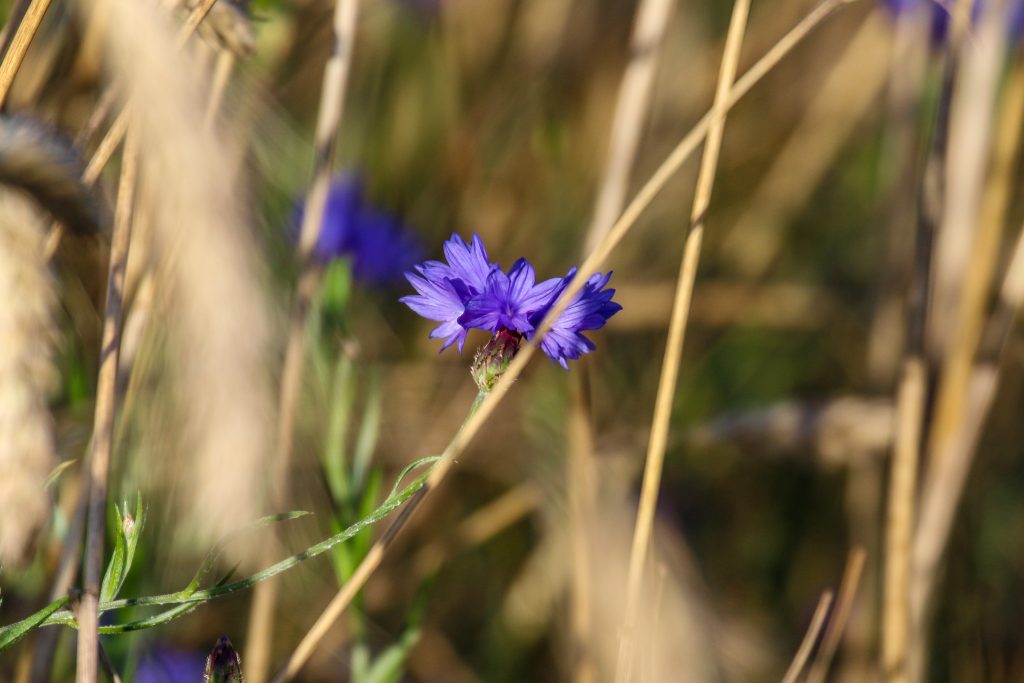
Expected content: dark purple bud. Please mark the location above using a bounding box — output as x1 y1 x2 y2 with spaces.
203 636 243 683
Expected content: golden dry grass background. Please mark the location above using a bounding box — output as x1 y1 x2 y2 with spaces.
1 0 1023 681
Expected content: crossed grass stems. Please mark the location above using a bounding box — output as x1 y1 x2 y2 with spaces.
0 0 872 679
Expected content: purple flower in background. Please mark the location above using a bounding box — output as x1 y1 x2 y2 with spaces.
401 233 620 372
880 0 1024 44
1014 1 1024 37
314 174 364 261
349 209 424 285
293 174 422 286
135 647 206 683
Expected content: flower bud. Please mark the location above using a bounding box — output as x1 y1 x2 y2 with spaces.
203 636 244 683
471 329 520 393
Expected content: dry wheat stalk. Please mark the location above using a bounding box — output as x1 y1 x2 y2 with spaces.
86 0 274 551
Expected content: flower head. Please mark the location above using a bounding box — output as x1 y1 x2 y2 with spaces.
459 258 565 335
401 233 621 370
293 173 422 286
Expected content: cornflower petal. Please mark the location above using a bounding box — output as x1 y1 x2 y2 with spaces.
459 259 561 335
442 233 494 291
458 268 511 332
400 270 469 351
529 271 621 368
400 233 501 353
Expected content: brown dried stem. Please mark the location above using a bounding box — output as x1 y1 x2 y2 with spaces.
74 126 139 683
583 0 675 253
0 0 52 107
615 0 749 679
573 0 674 678
911 172 1024 683
807 548 868 683
781 591 834 683
244 1 359 681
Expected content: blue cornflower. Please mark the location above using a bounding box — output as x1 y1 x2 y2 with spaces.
401 233 621 372
349 208 424 285
294 174 422 286
300 174 363 262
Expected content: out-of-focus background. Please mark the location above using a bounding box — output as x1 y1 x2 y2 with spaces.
1 0 1023 681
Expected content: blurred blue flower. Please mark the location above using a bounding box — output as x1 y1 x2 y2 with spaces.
401 233 620 368
135 647 206 683
294 174 423 286
349 208 425 286
309 174 364 261
880 0 1024 44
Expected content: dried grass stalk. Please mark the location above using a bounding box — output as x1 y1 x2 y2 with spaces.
0 191 57 568
85 0 274 551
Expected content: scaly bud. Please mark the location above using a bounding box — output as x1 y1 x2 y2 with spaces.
471 328 520 393
204 636 244 683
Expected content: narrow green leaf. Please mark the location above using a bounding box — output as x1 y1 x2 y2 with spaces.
352 642 370 681
100 506 128 603
119 494 145 599
388 456 440 499
100 603 197 633
324 352 356 502
0 597 67 649
20 468 430 637
98 568 235 634
114 472 424 610
355 470 384 561
185 511 310 595
352 369 383 489
356 627 421 683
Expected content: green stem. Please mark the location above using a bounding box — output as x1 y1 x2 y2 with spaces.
15 471 429 635
0 391 490 650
